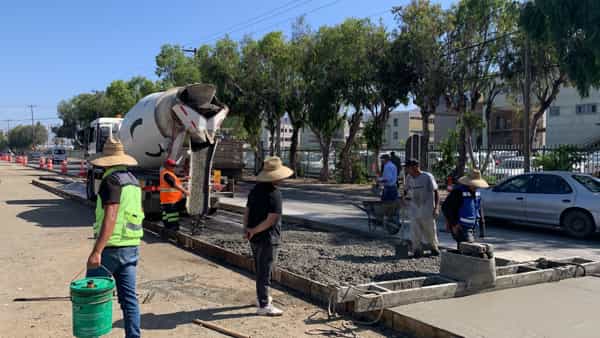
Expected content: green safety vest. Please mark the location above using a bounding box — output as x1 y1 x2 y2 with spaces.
94 166 145 247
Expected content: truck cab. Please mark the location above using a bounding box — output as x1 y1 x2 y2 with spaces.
78 117 124 158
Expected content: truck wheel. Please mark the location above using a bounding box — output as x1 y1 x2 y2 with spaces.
86 171 97 202
562 210 594 239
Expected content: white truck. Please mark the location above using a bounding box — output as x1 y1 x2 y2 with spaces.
78 84 229 220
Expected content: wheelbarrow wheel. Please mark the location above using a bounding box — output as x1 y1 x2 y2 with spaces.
384 219 401 235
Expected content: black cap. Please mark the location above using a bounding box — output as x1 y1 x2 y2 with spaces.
380 154 390 160
404 158 419 167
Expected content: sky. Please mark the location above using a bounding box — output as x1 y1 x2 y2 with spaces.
0 0 453 133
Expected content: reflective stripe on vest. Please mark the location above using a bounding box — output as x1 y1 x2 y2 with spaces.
94 167 145 247
159 168 183 204
457 185 481 229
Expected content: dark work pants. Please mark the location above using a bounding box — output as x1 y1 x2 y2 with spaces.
250 241 279 308
162 199 186 230
452 225 475 249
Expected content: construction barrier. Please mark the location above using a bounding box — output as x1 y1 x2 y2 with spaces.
39 157 45 169
46 158 53 170
22 157 27 167
61 160 68 174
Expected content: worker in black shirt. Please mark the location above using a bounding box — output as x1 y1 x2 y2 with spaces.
244 156 293 316
442 169 489 249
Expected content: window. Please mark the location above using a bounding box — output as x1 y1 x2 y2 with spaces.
393 131 398 140
575 104 597 115
393 118 398 127
531 174 572 194
549 106 560 117
494 175 532 193
505 118 512 130
572 175 600 193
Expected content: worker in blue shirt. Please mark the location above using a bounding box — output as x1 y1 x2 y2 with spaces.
378 154 398 201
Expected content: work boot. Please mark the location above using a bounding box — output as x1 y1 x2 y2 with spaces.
257 304 283 316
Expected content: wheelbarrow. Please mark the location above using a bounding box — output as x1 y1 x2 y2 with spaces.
354 199 409 235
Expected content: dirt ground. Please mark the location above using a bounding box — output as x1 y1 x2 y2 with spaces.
187 214 440 286
0 163 402 337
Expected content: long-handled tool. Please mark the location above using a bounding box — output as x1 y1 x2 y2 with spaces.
193 319 251 338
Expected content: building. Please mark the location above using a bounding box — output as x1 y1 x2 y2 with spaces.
434 94 546 147
546 87 600 146
260 115 296 150
383 109 434 149
299 120 350 150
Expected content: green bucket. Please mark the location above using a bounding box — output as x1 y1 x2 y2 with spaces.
70 276 115 338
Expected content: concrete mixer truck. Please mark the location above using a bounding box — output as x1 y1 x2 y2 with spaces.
78 83 240 220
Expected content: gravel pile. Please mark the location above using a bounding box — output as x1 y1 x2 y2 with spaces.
184 214 440 285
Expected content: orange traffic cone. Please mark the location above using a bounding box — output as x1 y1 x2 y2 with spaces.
79 161 86 178
39 157 45 169
23 156 28 167
46 158 54 170
61 160 68 174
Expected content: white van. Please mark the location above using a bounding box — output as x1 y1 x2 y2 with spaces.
49 147 68 164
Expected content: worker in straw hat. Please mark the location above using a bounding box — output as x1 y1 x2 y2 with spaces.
86 138 144 338
244 156 293 316
441 169 489 249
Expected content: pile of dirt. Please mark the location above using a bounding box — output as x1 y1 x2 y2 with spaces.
184 215 440 285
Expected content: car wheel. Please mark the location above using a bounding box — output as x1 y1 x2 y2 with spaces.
562 210 594 239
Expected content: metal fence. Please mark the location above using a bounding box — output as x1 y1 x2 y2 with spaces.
244 145 600 181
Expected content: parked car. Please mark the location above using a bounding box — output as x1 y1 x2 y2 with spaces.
44 147 67 164
28 151 43 162
481 172 600 238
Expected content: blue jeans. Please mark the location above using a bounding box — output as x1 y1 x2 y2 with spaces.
87 246 140 338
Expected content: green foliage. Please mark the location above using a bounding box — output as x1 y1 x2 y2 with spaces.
0 132 8 151
8 123 48 150
432 130 458 180
521 0 600 96
106 80 136 116
534 145 585 171
155 44 201 86
363 119 384 152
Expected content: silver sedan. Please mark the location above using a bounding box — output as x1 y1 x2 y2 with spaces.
481 172 600 238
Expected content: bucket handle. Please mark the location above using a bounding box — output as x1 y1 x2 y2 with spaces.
71 264 114 283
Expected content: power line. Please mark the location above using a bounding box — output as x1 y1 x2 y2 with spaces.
196 0 308 43
197 0 317 45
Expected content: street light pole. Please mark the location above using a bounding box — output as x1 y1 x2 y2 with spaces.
28 105 37 149
523 37 531 173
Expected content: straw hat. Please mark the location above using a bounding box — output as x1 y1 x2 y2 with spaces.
458 169 489 189
90 138 138 168
256 156 294 182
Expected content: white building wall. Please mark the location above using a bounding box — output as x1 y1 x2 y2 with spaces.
546 87 600 146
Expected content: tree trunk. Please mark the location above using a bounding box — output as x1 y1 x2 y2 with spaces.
339 111 363 183
319 138 331 182
420 110 431 170
289 125 300 177
268 125 276 156
456 124 467 177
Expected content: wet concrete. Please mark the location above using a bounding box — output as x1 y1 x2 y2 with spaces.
391 276 600 338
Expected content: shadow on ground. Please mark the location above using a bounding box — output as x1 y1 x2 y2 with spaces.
6 198 94 227
114 305 256 330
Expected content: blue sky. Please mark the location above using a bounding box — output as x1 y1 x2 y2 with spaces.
0 0 453 132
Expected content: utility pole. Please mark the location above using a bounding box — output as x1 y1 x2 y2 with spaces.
523 37 531 173
28 105 37 148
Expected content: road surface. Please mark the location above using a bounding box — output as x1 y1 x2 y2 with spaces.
0 162 396 338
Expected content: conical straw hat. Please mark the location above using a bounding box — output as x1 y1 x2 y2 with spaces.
89 138 138 167
256 156 294 182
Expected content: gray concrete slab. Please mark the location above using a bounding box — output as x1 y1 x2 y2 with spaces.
390 276 600 338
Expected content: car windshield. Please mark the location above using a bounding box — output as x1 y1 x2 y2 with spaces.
54 149 66 155
572 175 600 193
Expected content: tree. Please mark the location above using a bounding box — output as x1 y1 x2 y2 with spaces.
0 132 8 151
127 76 158 101
56 91 112 138
286 17 311 176
445 0 516 176
365 23 413 172
393 0 450 169
155 44 201 86
106 80 136 116
8 123 48 150
303 25 346 181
